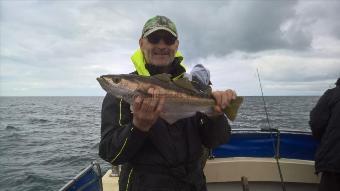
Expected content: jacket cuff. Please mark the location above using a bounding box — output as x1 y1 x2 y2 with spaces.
129 124 149 142
204 113 227 125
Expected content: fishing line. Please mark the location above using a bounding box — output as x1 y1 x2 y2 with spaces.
256 68 286 191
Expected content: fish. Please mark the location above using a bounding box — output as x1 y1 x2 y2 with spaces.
97 73 243 124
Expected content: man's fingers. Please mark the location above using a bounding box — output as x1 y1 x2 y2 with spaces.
132 87 163 132
147 87 155 95
212 91 223 113
232 90 237 99
214 105 222 113
221 92 229 109
152 88 161 112
141 97 153 112
223 89 237 108
212 89 238 113
148 88 159 111
213 92 222 107
133 96 143 111
155 96 165 114
227 89 236 100
140 87 162 112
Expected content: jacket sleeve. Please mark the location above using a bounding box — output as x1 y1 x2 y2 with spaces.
309 90 331 140
198 113 231 149
99 93 148 165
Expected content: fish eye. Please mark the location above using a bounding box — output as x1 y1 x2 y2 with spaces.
112 77 121 84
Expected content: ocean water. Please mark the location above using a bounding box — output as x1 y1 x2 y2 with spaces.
0 96 319 191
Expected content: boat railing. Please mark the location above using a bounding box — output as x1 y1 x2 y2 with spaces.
59 161 103 191
110 165 121 177
213 128 318 161
231 127 312 135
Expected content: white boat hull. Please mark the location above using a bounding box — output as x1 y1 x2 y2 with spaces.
101 157 319 191
205 157 319 191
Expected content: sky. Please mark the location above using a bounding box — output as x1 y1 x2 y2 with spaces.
1 0 340 96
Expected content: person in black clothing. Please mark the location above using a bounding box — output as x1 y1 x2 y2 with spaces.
310 78 340 191
99 15 236 191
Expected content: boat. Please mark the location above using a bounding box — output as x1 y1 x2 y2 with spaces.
59 161 103 191
60 128 320 191
203 128 320 191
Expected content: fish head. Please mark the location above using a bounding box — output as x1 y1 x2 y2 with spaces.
97 74 140 99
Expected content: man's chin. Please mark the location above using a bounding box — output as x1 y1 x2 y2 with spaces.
150 59 172 66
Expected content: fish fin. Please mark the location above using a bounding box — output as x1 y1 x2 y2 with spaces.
152 73 172 82
172 77 198 92
130 105 134 113
222 96 244 121
162 117 178 125
133 89 150 97
160 112 196 125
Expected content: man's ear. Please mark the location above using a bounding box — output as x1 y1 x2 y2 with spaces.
175 39 179 49
139 38 143 48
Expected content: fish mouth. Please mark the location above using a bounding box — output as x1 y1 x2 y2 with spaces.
97 76 122 85
97 76 119 92
97 75 133 99
97 77 109 91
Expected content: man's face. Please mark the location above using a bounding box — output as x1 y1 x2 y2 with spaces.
139 30 179 67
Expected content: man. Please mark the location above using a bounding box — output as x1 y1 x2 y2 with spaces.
310 78 340 191
99 15 236 191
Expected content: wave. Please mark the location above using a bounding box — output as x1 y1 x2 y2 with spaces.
5 125 19 131
29 118 51 124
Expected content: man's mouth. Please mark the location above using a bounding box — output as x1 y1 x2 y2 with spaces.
153 52 169 56
153 49 170 56
154 54 169 57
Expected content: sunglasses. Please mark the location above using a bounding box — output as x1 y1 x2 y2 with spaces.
146 33 177 45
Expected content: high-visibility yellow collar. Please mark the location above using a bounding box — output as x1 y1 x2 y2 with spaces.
130 49 186 78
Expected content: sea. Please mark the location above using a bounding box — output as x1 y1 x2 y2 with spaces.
0 96 320 191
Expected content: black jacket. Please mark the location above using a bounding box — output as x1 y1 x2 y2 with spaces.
99 68 231 190
310 79 340 174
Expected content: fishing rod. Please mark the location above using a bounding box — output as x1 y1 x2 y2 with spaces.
256 68 286 191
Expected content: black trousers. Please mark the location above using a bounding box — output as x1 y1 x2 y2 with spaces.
318 172 340 191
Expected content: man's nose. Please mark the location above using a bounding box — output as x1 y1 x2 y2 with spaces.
156 39 168 47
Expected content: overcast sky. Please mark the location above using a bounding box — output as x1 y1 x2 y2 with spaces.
1 0 339 96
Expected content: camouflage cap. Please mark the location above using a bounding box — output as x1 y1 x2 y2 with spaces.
142 15 178 38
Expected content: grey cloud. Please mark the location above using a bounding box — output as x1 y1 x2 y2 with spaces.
3 0 338 65
298 1 340 39
263 68 340 83
170 1 307 60
67 1 310 60
155 1 339 62
1 0 340 96
0 1 138 68
258 55 340 83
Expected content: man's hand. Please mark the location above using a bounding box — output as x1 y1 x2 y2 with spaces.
132 87 165 132
212 89 237 113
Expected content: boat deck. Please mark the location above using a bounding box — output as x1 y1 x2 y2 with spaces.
101 157 320 191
